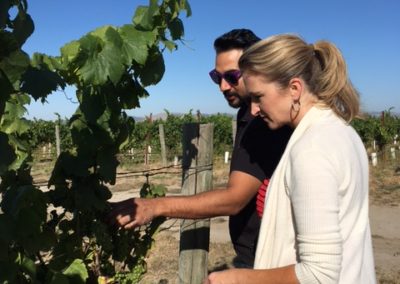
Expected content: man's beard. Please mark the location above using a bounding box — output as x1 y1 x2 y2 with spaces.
224 91 245 109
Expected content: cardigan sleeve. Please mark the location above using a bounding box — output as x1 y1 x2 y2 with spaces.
287 146 343 283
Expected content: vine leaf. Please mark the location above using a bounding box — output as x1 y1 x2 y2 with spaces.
62 259 89 283
97 150 118 184
21 66 66 102
12 8 34 47
119 25 157 65
168 18 184 40
138 49 165 86
0 132 17 174
0 50 30 89
78 26 125 85
132 0 159 31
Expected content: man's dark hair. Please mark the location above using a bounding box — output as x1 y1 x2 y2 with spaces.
214 29 261 53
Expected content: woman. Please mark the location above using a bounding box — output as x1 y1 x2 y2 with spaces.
205 34 376 283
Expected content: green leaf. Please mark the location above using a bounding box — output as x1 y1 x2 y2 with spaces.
1 100 30 134
168 18 184 40
139 49 165 86
0 31 20 58
0 0 12 29
20 66 66 101
0 261 18 283
150 184 167 197
162 39 177 52
97 150 118 184
20 254 36 279
75 26 126 85
0 71 14 112
79 88 106 124
0 214 15 245
116 76 148 109
118 25 157 65
132 0 159 31
0 50 30 89
0 132 16 174
60 40 81 63
31 53 65 71
182 0 192 17
12 9 34 47
63 259 89 284
48 272 69 284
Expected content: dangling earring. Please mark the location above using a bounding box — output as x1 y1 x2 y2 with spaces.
292 100 301 112
290 99 301 121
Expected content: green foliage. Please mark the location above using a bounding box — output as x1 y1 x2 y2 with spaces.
352 109 400 149
0 0 191 282
127 110 234 158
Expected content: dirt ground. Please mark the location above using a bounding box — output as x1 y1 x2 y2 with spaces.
107 160 400 284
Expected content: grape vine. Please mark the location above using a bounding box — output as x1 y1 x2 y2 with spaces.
0 0 191 282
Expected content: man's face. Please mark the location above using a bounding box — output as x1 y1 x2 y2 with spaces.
213 49 249 108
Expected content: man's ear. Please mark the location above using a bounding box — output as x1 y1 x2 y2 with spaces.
289 78 303 101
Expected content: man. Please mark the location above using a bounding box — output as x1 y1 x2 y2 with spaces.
108 29 292 268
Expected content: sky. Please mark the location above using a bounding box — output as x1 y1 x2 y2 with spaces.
21 0 400 120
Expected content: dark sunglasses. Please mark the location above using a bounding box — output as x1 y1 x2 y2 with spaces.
209 69 242 86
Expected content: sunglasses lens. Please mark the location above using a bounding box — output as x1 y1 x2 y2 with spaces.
209 70 221 85
209 70 241 86
224 72 240 85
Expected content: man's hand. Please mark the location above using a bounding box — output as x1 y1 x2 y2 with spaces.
204 269 245 284
108 198 155 229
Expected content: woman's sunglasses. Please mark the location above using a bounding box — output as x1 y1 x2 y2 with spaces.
209 69 242 86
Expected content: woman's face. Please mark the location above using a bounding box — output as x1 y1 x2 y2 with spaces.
243 73 293 129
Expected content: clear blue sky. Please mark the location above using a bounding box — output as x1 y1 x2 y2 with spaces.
22 0 400 120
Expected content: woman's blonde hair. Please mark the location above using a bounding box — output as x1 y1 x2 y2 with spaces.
239 34 360 122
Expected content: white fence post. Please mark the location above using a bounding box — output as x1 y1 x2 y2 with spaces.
224 151 229 164
390 147 396 159
371 152 378 166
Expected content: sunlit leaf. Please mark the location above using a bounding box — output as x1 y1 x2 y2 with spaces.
162 39 177 52
77 27 125 85
132 0 159 31
63 259 89 284
0 50 30 89
119 25 157 65
20 254 36 279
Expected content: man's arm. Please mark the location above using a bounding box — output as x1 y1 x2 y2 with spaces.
108 171 261 229
204 265 299 284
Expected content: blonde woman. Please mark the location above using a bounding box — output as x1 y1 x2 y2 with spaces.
205 34 376 283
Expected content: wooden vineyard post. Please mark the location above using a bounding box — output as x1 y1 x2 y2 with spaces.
55 124 61 157
179 123 214 284
159 124 167 166
231 119 237 146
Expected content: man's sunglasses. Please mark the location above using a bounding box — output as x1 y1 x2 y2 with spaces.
209 69 242 86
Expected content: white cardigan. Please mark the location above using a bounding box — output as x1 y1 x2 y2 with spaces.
254 107 376 283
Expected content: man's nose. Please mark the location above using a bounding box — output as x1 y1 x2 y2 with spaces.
219 78 231 93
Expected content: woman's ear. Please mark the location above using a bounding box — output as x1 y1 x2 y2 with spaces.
288 78 303 101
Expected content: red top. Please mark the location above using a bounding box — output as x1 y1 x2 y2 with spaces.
256 179 269 218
